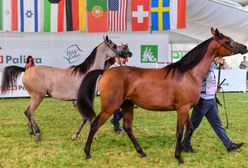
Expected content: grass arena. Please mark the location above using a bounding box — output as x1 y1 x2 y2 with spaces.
0 94 247 168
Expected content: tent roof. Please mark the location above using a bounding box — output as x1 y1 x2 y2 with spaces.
167 0 248 43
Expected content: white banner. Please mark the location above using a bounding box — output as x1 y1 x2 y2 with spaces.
0 33 169 97
214 69 247 93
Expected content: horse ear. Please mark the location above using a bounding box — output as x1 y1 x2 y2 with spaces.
106 35 109 42
211 27 221 38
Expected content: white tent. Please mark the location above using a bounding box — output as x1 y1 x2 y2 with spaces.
169 0 248 43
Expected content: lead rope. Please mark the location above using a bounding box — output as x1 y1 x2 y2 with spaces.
221 87 229 129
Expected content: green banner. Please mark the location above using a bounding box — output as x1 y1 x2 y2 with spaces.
172 51 187 62
141 45 158 63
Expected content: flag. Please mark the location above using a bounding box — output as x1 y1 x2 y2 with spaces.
151 0 170 31
20 0 39 32
131 0 150 31
44 0 65 32
78 0 86 31
108 0 128 31
11 0 18 31
87 0 108 32
171 0 186 29
1 0 18 31
151 0 186 31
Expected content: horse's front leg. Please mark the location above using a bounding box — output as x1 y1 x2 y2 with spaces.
182 117 193 148
175 108 190 164
122 101 147 157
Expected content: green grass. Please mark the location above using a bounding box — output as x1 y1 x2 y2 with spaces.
0 93 248 168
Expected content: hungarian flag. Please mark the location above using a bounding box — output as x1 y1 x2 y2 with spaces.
131 0 150 31
87 0 108 32
151 0 186 31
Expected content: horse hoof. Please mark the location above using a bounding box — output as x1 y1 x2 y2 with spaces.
85 155 91 160
141 153 147 158
178 158 185 164
34 133 42 141
72 134 78 140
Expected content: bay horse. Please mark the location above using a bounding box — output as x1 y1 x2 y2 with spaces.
1 36 132 140
76 28 247 163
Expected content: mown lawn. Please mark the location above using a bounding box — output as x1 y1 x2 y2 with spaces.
0 93 248 168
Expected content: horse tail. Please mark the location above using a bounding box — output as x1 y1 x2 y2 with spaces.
1 66 25 95
77 69 104 121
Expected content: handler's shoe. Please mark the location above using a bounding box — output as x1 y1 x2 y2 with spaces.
227 143 243 152
184 145 195 153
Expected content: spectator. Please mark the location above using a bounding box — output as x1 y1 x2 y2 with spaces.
220 59 231 69
109 57 127 133
239 56 248 80
25 55 35 70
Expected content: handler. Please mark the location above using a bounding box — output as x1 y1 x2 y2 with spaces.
184 57 243 153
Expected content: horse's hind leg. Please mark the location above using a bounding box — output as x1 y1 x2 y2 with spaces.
175 108 190 164
24 105 34 135
122 100 147 157
25 95 44 141
72 115 88 140
84 111 113 159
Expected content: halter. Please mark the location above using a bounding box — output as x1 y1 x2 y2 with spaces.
213 37 238 55
104 40 120 56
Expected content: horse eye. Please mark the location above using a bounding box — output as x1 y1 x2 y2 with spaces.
225 41 232 47
113 44 117 49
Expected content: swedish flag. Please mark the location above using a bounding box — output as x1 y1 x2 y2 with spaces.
151 0 170 31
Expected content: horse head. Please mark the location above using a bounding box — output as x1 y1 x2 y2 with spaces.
211 27 248 57
103 35 119 59
118 43 133 58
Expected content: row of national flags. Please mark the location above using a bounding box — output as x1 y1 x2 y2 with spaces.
0 0 186 32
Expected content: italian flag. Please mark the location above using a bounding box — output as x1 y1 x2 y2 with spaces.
87 0 108 32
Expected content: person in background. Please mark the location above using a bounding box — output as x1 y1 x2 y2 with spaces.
184 57 243 153
220 58 231 69
239 56 248 80
109 57 127 133
25 55 35 70
239 56 248 70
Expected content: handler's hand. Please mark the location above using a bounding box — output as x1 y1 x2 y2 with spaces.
217 86 222 93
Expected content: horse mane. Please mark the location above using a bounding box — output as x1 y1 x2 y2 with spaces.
71 47 97 74
166 38 213 73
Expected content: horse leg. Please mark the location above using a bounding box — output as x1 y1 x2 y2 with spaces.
72 115 88 140
84 112 112 159
182 118 193 148
24 105 33 135
175 108 190 164
25 95 44 141
121 101 146 157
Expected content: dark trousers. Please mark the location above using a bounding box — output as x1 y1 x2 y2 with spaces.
185 98 233 149
112 109 123 129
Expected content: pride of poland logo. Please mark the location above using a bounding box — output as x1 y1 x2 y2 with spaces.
141 45 158 63
92 6 103 18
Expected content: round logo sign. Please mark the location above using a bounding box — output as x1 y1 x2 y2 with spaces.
92 6 103 18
